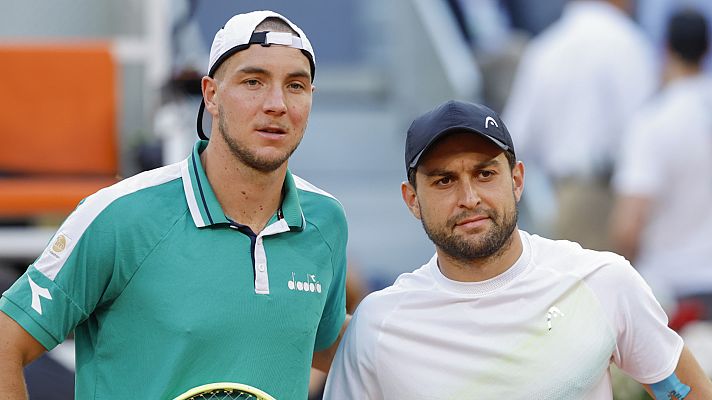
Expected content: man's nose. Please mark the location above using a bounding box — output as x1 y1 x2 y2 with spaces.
457 180 481 209
263 86 287 115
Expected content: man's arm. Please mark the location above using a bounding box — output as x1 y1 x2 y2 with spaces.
0 310 47 400
642 345 712 399
609 195 651 262
312 314 351 373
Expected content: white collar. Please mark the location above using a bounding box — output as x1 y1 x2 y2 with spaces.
428 230 533 296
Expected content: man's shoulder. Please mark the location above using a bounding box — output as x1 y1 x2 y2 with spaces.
292 174 346 222
523 232 648 304
351 286 407 331
356 263 435 318
87 163 185 220
65 163 185 241
292 174 341 204
525 231 629 278
637 84 694 123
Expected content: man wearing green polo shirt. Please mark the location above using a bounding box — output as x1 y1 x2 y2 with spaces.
0 10 347 399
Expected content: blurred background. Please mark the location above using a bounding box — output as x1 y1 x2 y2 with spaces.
1 0 711 398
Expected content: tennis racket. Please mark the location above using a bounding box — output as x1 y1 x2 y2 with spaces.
173 382 276 400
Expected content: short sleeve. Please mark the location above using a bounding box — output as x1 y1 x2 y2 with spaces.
0 207 120 350
313 208 348 351
0 268 83 350
585 259 683 383
323 295 384 400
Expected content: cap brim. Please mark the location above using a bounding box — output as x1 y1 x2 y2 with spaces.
408 127 512 170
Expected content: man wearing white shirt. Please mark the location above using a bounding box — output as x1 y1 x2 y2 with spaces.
611 8 712 321
323 100 712 399
503 0 657 250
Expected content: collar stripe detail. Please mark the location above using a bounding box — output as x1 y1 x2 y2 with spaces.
180 160 206 227
191 153 214 225
185 142 310 230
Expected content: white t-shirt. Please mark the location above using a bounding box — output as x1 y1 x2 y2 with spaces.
503 1 656 180
613 75 712 298
324 231 682 400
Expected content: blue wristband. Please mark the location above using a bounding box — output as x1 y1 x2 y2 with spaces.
649 373 690 399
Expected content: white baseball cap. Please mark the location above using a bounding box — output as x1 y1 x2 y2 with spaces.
198 10 316 139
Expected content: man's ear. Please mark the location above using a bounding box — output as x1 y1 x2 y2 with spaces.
512 161 525 203
202 76 219 117
401 181 422 220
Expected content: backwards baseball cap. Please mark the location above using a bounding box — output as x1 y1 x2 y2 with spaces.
197 10 316 140
405 100 515 174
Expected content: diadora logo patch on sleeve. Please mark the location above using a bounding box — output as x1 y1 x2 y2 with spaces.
49 232 72 259
288 272 322 294
28 275 53 315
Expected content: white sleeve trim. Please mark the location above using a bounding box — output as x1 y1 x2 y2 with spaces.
34 163 182 281
292 174 337 200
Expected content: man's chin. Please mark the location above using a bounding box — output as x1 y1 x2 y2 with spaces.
242 151 293 173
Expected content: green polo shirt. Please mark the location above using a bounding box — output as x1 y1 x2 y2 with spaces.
0 140 348 399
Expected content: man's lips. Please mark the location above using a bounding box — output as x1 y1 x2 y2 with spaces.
256 126 287 135
255 125 289 141
454 215 489 228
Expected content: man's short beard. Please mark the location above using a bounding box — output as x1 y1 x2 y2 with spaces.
218 106 299 173
421 203 518 263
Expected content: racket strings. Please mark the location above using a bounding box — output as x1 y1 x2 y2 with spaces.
186 389 260 399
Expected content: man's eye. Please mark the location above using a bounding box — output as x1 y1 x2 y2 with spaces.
479 170 495 179
436 177 452 185
288 82 305 91
244 79 260 87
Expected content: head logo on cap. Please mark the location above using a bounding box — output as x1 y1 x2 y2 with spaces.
485 116 499 129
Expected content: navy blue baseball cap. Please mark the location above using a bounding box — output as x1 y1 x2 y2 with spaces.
405 100 515 173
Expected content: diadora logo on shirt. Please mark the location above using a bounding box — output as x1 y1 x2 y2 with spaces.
288 272 322 294
28 276 52 315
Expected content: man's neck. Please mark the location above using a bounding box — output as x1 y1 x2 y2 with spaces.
663 59 703 87
200 143 286 234
436 230 523 282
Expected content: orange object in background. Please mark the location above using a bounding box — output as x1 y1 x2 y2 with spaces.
0 43 119 219
0 177 118 218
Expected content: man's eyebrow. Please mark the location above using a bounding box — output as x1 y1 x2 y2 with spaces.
420 158 502 177
475 159 501 169
286 70 311 80
421 168 453 177
235 67 311 81
237 66 270 76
